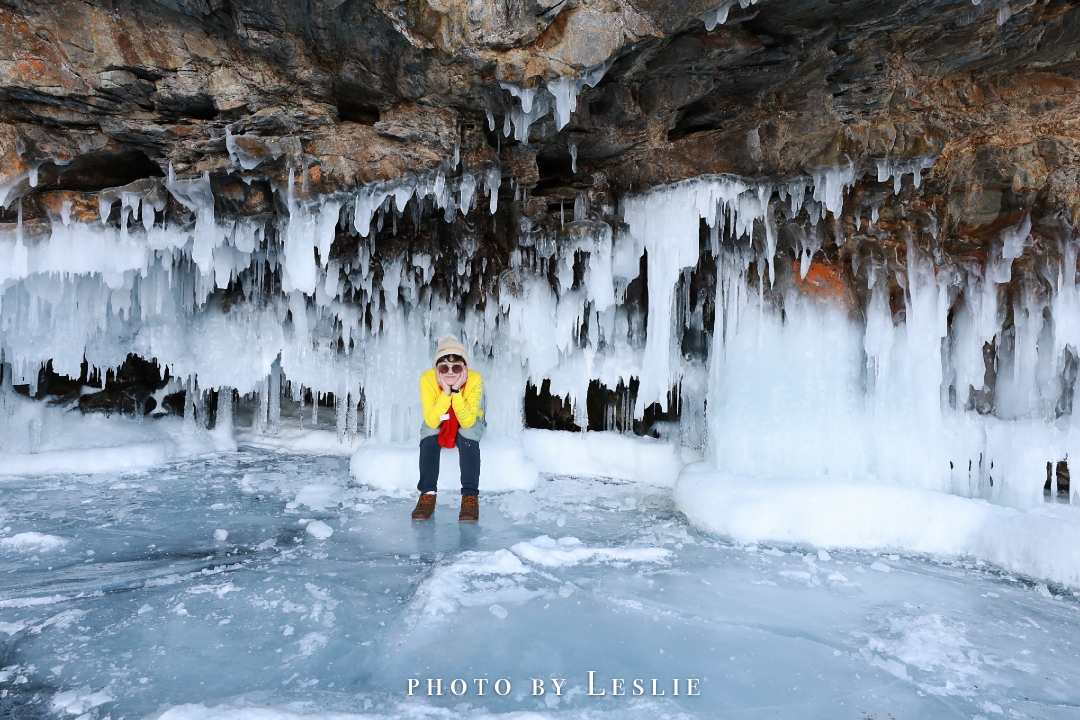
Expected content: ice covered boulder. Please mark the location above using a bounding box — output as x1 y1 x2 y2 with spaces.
349 438 538 493
675 463 1080 588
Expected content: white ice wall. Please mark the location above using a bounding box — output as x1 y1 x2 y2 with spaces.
2 158 1080 513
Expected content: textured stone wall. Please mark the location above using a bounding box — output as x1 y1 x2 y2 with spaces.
1 0 1078 241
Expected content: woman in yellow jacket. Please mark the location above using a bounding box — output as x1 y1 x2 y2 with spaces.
411 334 484 522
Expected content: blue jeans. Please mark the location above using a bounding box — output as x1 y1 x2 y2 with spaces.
417 434 480 497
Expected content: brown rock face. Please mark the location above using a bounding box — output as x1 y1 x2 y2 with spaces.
1 0 1079 300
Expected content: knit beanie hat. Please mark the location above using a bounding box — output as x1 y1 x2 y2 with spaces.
434 333 468 366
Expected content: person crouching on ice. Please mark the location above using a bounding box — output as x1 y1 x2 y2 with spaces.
412 334 484 522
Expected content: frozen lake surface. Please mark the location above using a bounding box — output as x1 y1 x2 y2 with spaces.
1 450 1079 719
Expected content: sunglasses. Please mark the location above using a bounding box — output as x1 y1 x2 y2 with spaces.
437 363 465 374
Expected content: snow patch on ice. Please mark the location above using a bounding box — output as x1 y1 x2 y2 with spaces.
871 614 976 674
27 609 87 635
511 535 671 568
407 549 535 625
0 532 67 552
51 686 113 715
294 631 328 657
856 612 1003 696
0 594 68 609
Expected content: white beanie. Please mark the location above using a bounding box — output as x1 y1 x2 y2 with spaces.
434 333 468 366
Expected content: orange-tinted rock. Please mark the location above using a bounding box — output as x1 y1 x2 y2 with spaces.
36 191 102 225
0 124 31 198
793 259 855 311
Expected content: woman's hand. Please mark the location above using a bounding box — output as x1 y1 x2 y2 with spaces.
450 372 466 391
437 374 452 395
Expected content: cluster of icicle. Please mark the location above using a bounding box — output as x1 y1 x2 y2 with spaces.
704 213 1080 511
497 63 610 143
0 154 930 444
699 0 763 30
6 147 1079 515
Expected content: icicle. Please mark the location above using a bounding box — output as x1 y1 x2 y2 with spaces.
346 390 358 442
485 168 501 214
184 375 197 429
268 362 282 434
257 378 269 435
699 0 761 30
500 83 549 143
876 156 937 195
195 382 209 427
298 384 306 430
28 416 43 454
216 387 234 434
335 391 347 442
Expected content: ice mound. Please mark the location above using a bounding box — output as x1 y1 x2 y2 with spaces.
0 532 67 552
235 427 363 456
349 438 538 494
523 429 683 486
0 394 223 477
676 464 1080 587
304 520 333 540
510 535 671 568
0 444 177 477
350 431 681 496
51 687 114 715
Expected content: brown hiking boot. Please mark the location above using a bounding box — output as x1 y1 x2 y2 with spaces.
411 493 436 520
459 495 479 523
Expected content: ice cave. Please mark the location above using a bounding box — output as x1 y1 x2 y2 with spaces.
1 0 1079 717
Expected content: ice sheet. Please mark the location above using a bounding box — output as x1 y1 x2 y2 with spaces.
1 451 1077 719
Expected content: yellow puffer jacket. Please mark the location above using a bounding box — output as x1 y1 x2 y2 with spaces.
419 368 484 441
